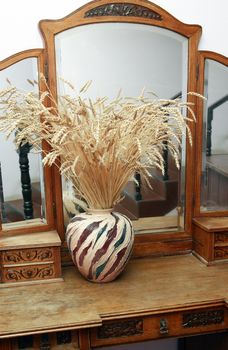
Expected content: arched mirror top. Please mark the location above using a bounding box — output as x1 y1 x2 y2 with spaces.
195 50 228 217
198 50 228 66
40 0 201 37
39 0 202 96
0 49 45 78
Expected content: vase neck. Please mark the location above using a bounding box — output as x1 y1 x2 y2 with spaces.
86 208 113 215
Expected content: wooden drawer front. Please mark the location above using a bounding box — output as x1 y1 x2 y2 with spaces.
192 225 213 262
2 247 55 265
214 246 228 260
91 318 145 347
215 232 228 244
1 263 56 283
91 308 227 347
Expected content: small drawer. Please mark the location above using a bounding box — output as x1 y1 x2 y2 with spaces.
214 232 228 244
2 247 55 265
214 246 228 260
2 263 56 283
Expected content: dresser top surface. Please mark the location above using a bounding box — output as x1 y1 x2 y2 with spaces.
0 254 228 338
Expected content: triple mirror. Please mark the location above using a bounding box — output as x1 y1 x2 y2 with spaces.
0 0 227 244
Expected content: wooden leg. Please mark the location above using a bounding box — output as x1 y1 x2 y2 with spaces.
78 329 91 350
0 339 13 350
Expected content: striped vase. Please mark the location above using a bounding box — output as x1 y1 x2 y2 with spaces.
66 209 134 282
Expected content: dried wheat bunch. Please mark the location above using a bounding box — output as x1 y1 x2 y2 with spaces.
0 78 202 209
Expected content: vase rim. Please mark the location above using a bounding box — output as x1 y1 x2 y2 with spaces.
86 208 113 214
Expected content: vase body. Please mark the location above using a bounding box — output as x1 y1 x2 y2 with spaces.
66 209 134 282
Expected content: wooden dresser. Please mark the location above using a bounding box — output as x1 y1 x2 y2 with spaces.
0 254 227 349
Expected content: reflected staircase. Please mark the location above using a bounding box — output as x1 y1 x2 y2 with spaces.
116 161 179 220
0 182 42 223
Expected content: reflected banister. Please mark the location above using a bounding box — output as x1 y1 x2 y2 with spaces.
207 94 228 156
0 162 7 222
18 142 34 220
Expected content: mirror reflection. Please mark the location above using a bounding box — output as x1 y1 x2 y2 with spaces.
201 59 228 211
0 58 46 227
55 22 188 233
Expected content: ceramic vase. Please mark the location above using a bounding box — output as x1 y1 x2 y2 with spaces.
66 209 134 282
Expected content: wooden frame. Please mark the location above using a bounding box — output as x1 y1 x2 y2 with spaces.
194 51 228 218
0 49 55 234
39 0 202 251
0 2 228 349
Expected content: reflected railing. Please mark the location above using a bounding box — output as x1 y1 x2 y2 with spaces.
0 162 6 222
0 144 44 224
206 95 228 156
17 141 34 220
201 97 228 211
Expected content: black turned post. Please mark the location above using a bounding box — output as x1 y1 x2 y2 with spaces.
134 172 142 201
206 109 213 156
0 162 7 222
18 142 34 219
162 141 169 181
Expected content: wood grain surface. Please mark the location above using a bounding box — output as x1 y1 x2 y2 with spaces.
0 254 227 339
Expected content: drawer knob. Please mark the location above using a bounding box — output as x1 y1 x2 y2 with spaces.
160 318 169 335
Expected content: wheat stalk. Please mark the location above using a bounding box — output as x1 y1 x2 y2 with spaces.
0 79 203 209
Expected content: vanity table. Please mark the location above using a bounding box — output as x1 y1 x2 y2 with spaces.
0 0 227 349
0 255 228 349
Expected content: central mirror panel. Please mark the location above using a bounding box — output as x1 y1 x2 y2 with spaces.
55 22 188 233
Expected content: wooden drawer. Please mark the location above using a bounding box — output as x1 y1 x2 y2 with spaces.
214 246 228 260
1 263 57 283
214 232 228 260
214 232 228 244
193 221 228 264
2 264 57 282
0 246 62 284
91 308 227 347
2 247 55 265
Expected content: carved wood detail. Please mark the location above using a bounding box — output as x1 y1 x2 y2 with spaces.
215 232 228 243
97 319 143 339
40 333 50 350
18 335 34 349
3 248 53 264
214 247 228 259
56 330 72 344
3 264 54 282
182 310 224 328
84 3 162 20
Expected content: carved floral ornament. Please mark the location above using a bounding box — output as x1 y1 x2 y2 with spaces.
97 319 143 339
84 3 163 20
3 248 53 264
5 265 54 281
182 310 224 328
215 232 228 243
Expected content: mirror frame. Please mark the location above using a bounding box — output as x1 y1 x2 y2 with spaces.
0 49 55 234
194 50 228 218
39 0 202 254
